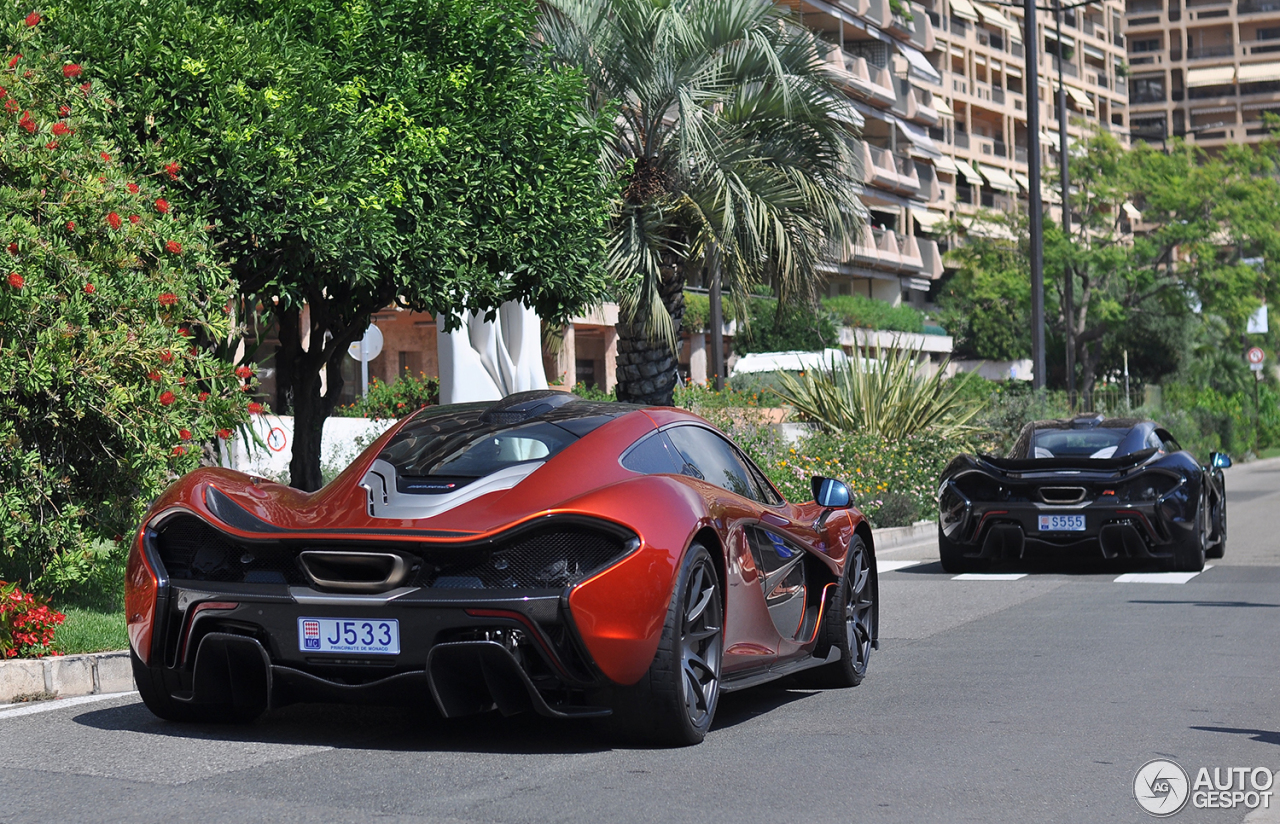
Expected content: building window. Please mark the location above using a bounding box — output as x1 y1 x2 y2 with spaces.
1131 38 1161 52
576 358 596 388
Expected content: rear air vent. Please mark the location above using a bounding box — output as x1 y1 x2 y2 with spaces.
1039 486 1087 504
152 516 307 586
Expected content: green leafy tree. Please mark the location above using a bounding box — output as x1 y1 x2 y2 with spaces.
541 0 865 404
0 17 247 589
937 212 1031 361
48 0 615 490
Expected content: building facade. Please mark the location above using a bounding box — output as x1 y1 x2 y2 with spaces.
1126 0 1280 148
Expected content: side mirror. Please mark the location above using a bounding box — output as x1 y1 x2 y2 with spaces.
811 476 852 508
1210 452 1232 469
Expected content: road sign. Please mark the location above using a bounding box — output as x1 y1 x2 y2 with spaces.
1247 347 1265 371
347 324 384 398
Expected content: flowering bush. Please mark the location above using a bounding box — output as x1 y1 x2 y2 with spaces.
0 18 248 588
0 580 65 658
334 372 440 420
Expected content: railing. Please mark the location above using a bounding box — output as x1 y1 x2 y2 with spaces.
953 77 969 95
1131 89 1166 104
1091 73 1110 89
916 161 943 200
929 125 947 141
972 81 994 102
1015 144 1028 163
866 62 898 100
919 238 944 279
992 139 1009 158
1240 0 1280 12
898 234 924 272
950 16 969 35
1052 55 1080 78
865 0 891 26
1186 0 1230 7
1126 0 1162 12
1187 44 1236 58
955 131 970 149
992 86 1006 104
1011 41 1024 58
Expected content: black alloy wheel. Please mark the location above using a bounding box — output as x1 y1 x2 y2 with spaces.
596 543 723 746
1169 489 1208 572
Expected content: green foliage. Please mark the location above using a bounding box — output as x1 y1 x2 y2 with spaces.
0 21 247 590
733 297 838 355
570 382 615 402
773 347 984 441
822 293 925 334
937 212 1031 360
675 382 784 411
52 606 126 655
335 372 439 420
49 0 617 489
681 290 736 332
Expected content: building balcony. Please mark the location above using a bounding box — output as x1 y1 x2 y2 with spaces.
955 130 971 149
866 0 891 27
919 238 945 279
887 11 917 40
861 143 920 195
1240 0 1280 14
1187 44 1236 59
895 80 941 126
1051 55 1080 78
909 4 937 52
915 160 943 201
823 48 897 108
897 233 925 272
1126 0 1163 12
853 224 881 266
1243 38 1280 56
839 0 871 15
872 228 904 269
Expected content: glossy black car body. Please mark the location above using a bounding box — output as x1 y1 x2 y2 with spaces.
937 416 1228 572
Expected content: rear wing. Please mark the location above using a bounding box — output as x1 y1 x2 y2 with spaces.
975 447 1159 473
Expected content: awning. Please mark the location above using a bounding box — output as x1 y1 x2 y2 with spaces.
954 158 984 185
1013 171 1030 191
949 0 980 21
911 207 950 233
1187 65 1236 88
967 219 1017 241
895 116 942 159
1067 86 1095 111
979 163 1019 193
1238 62 1280 84
975 2 1016 32
1122 202 1142 221
1190 104 1239 116
1045 29 1077 48
975 54 987 66
934 97 954 116
1082 43 1106 61
933 154 959 174
1006 64 1023 78
897 43 942 85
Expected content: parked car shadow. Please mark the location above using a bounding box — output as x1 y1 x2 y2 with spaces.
892 556 1179 577
1190 726 1280 747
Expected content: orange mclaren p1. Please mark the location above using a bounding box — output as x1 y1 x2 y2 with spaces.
126 391 878 744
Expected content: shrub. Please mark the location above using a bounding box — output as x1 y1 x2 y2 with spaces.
733 297 838 355
822 293 925 334
0 20 247 590
1 580 66 659
334 372 439 420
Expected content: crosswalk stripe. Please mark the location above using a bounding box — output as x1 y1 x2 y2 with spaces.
951 573 1028 581
879 560 928 572
1114 565 1212 585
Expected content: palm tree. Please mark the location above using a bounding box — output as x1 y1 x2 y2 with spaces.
540 0 866 403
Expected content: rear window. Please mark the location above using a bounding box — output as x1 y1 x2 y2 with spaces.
377 406 583 483
1033 428 1130 459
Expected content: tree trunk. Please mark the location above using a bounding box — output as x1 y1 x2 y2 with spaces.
615 261 686 405
275 305 300 416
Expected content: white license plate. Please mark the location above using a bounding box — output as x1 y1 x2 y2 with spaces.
298 617 400 655
1039 514 1086 532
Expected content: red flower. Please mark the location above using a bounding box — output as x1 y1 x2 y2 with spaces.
248 402 263 415
99 151 109 162
3 99 17 113
7 242 16 255
165 240 182 254
177 376 187 387
18 112 35 133
164 162 181 180
62 64 82 78
65 221 74 231
235 365 254 379
159 391 176 406
160 351 174 364
189 347 198 356
24 12 39 26
158 292 179 306
80 82 91 95
198 391 210 402
126 183 139 194
147 370 162 381
154 198 170 214
58 104 70 117
129 214 140 224
51 121 71 137
179 428 192 440
240 384 253 392
177 327 191 337
83 283 95 295
8 55 21 69
172 445 186 456
106 211 122 230
7 272 23 289
44 140 57 150
217 428 232 439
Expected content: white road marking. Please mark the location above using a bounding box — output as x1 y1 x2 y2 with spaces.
1114 565 1212 585
951 573 1028 581
0 690 137 720
879 560 929 572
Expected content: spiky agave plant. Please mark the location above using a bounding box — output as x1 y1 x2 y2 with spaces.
772 345 984 442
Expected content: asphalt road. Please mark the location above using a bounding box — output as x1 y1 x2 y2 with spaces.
3 460 1280 824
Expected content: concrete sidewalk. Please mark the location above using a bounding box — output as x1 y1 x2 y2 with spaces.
0 651 133 705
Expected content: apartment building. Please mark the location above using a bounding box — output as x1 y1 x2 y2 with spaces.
1126 0 1280 147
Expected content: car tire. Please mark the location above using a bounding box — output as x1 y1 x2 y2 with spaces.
1206 481 1226 559
131 650 262 724
939 526 989 574
595 543 723 746
1168 493 1208 573
803 534 876 688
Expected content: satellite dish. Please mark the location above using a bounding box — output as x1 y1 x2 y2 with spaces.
348 324 384 362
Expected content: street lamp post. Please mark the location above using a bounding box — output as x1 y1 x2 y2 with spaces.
1025 0 1046 390
1055 0 1076 409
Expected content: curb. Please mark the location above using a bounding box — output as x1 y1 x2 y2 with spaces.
873 520 936 549
0 651 134 705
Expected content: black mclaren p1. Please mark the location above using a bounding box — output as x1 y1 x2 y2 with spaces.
937 415 1230 572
